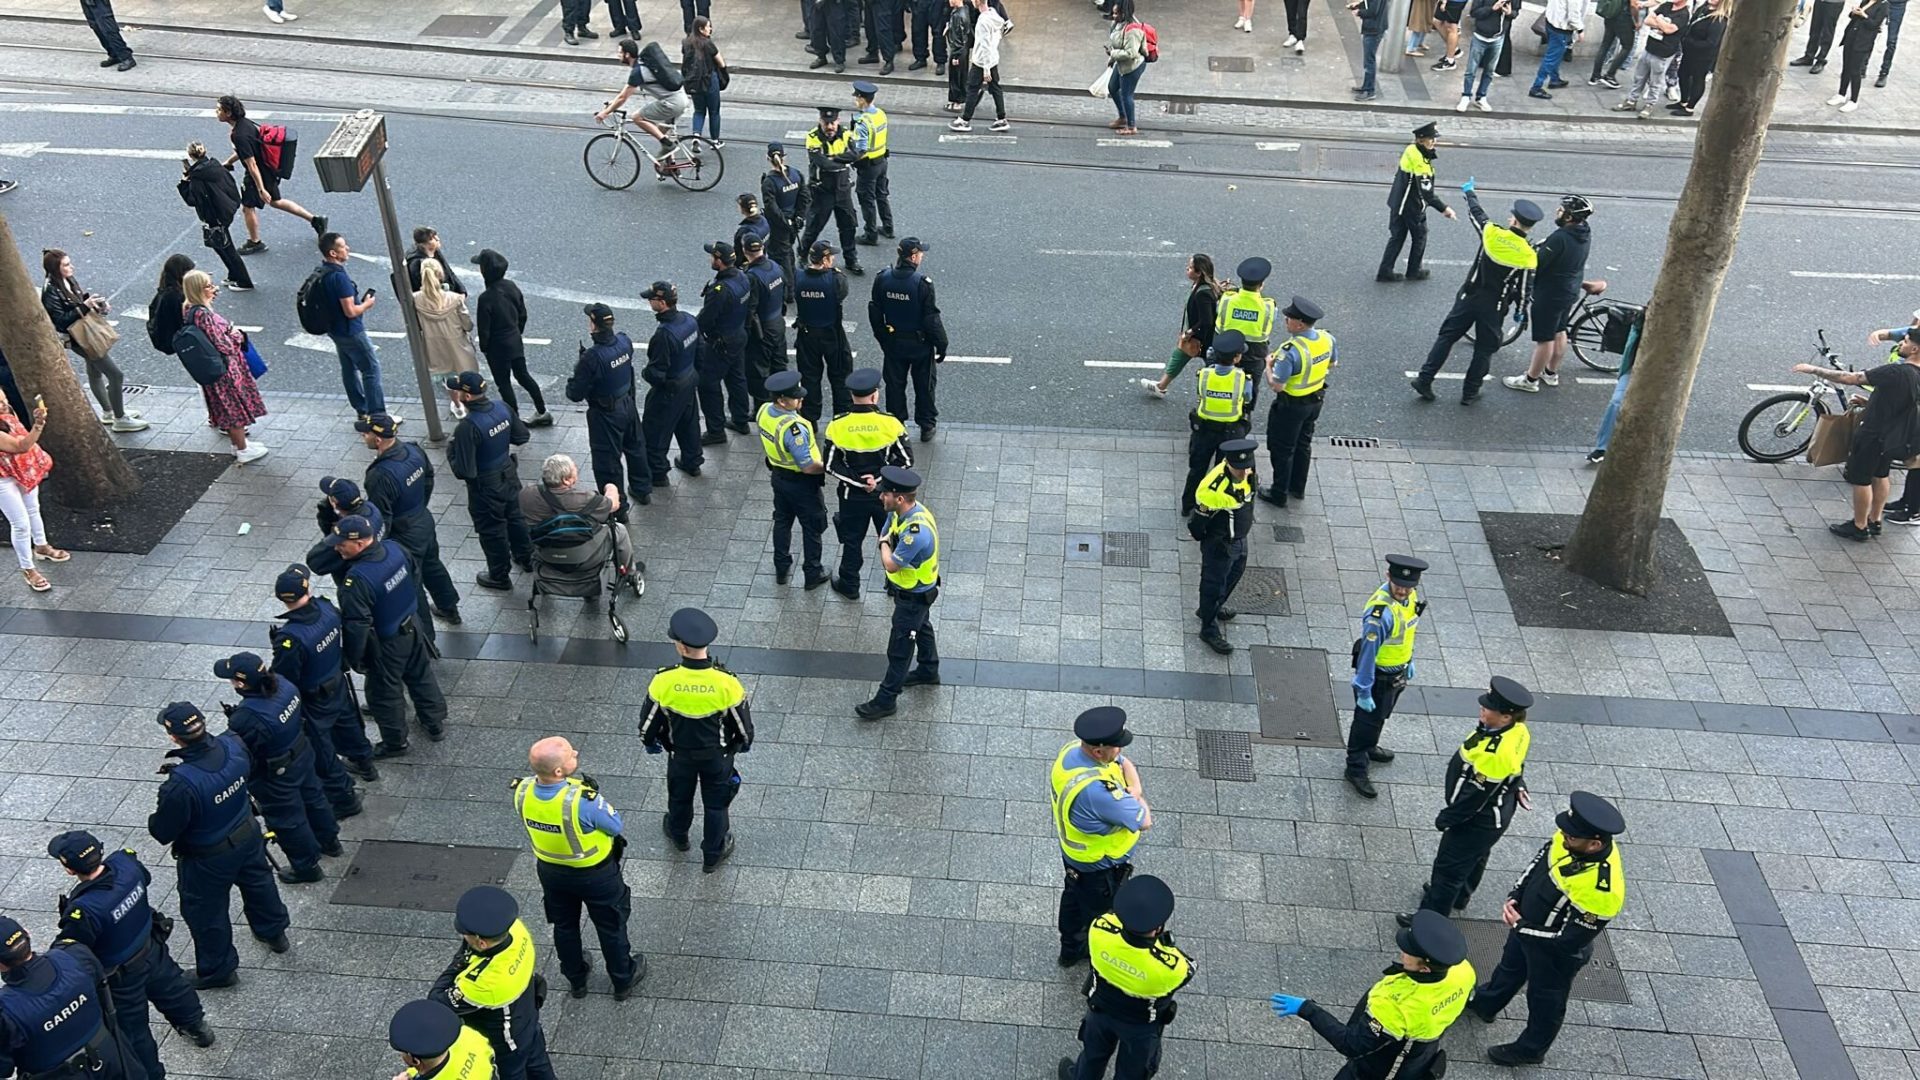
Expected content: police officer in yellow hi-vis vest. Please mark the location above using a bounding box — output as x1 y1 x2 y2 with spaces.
759 371 831 588
1215 257 1277 411
1057 873 1193 1080
1412 183 1541 404
1270 908 1474 1080
1465 791 1626 1067
429 886 555 1080
1180 328 1253 516
1259 295 1333 510
1189 437 1258 655
1378 120 1456 282
1348 554 1428 798
512 736 643 1000
849 81 893 245
1398 677 1534 929
641 608 754 873
856 466 939 719
388 997 496 1080
1051 706 1152 967
823 367 913 598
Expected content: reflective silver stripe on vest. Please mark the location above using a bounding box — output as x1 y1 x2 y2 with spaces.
521 782 594 862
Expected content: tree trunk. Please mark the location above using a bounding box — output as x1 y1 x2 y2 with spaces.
0 213 141 506
1563 0 1796 595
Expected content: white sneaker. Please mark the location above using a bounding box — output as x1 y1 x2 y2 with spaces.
111 416 150 432
280 9 297 18
1473 97 1492 112
1294 41 1306 55
1138 378 1167 398
1541 371 1560 387
1840 99 1858 112
1241 18 1253 31
1826 93 1847 105
990 117 1011 131
1234 16 1248 29
263 5 284 22
1501 375 1540 393
948 118 972 131
1666 86 1681 102
1283 34 1297 46
234 443 270 464
1456 95 1471 112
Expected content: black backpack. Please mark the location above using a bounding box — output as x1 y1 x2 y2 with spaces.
529 488 602 548
296 264 335 335
173 308 227 386
146 288 184 354
641 41 684 92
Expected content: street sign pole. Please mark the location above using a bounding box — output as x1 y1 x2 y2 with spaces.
1382 0 1409 75
369 158 443 445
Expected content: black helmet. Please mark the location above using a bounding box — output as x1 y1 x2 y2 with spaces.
1559 194 1594 221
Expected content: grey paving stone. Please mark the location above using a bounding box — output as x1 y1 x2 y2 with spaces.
918 1019 1018 1080
1648 974 1780 1039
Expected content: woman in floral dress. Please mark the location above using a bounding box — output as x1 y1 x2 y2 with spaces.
182 269 269 463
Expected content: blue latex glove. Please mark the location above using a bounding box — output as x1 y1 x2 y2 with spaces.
1461 176 1476 194
1357 691 1377 713
1406 660 1416 682
1271 994 1307 1018
644 741 664 755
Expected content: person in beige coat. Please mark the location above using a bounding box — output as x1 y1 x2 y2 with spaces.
413 259 480 419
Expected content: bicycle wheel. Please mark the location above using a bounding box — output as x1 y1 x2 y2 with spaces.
1568 307 1619 373
584 132 642 191
1738 392 1820 463
668 135 725 192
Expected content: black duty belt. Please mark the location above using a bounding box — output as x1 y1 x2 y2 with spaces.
262 733 313 775
177 814 260 860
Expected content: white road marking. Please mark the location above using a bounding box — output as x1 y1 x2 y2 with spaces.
1084 360 1165 370
939 133 1016 144
1789 271 1920 281
1097 137 1173 147
345 254 650 311
1254 141 1302 151
1036 249 1186 258
784 130 810 139
1747 383 1812 393
1404 371 1466 380
117 310 264 333
941 355 1012 364
1573 377 1616 385
0 142 187 160
1422 258 1472 266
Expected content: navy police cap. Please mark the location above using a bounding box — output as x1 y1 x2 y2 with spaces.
213 651 269 684
897 237 929 255
1111 874 1175 933
1283 295 1323 324
0 917 27 963
1512 199 1545 226
389 999 463 1059
454 885 518 938
443 371 486 394
318 475 362 504
766 371 805 398
275 563 313 602
852 79 879 98
1384 554 1429 584
1073 706 1132 747
46 830 104 873
158 701 208 738
353 413 400 438
327 515 377 547
1396 909 1469 967
1480 675 1534 715
1236 257 1271 285
766 141 787 156
669 607 719 648
1220 438 1259 468
878 465 921 494
845 368 883 394
1557 790 1626 839
1413 120 1441 139
1210 329 1247 357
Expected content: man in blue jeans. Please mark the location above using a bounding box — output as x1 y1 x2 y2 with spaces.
319 232 399 426
1349 0 1389 99
1531 0 1592 98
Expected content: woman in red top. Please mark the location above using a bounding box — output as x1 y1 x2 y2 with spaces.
181 270 270 463
0 393 67 592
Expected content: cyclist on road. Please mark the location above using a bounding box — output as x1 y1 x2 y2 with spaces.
596 38 692 154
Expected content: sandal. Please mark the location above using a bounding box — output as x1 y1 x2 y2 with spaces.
21 569 50 592
33 544 70 563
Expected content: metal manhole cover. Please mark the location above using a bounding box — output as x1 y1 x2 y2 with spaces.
420 14 507 38
1164 100 1199 115
1208 56 1256 72
1102 531 1150 568
1232 567 1289 616
1065 532 1103 562
1196 730 1255 782
1329 436 1380 448
329 841 518 912
1456 920 1629 1003
1271 525 1305 544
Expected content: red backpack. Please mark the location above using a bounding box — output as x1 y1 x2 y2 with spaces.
1128 21 1160 62
257 122 298 180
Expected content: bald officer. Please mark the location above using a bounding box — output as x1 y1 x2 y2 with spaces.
430 886 555 1080
1050 707 1151 967
388 998 495 1080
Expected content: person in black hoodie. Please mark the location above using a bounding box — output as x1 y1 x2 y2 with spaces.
470 249 551 426
1504 195 1594 393
176 143 254 291
405 227 465 295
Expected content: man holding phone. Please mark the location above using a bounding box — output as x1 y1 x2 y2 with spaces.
318 232 395 425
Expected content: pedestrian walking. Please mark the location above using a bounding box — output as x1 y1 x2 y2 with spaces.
1379 123 1456 280
262 0 300 23
1056 875 1192 1080
801 108 866 274
1411 183 1539 403
445 373 534 591
333 515 449 756
1397 677 1533 926
217 96 325 254
1048 707 1150 966
639 285 705 486
214 650 341 885
1180 330 1253 515
1140 254 1221 397
40 249 148 432
177 141 255 290
1878 0 1905 82
945 0 972 109
823 368 912 598
413 260 481 394
1588 0 1638 86
761 145 811 293
1432 0 1466 67
1585 294 1638 464
1106 2 1151 130
1615 0 1690 115
1796 0 1847 67
683 18 728 143
854 466 940 719
429 887 557 1080
951 0 1011 130
0 395 66 595
850 81 895 242
1346 554 1429 798
470 249 551 425
1351 0 1389 99
1832 0 1891 108
358 414 462 623
870 238 948 441
1794 327 1920 539
698 241 754 442
147 254 195 364
181 270 270 463
1529 0 1590 98
1457 0 1511 110
567 304 654 512
642 608 754 871
1258 297 1332 509
0 922 134 1080
1504 195 1595 392
81 0 135 69
404 227 465 294
316 232 392 424
794 242 857 425
1189 438 1257 654
1284 0 1313 52
1668 0 1725 112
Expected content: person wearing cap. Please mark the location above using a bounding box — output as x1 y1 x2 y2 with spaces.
742 236 790 410
1270 908 1475 1079
1378 121 1456 283
307 474 390 591
271 562 382 788
809 0 851 71
1049 707 1151 967
512 737 644 1000
1465 791 1627 1065
758 372 832 588
1189 437 1258 655
359 412 463 625
849 82 894 240
1347 553 1428 798
1180 329 1253 517
216 650 342 885
823 367 913 598
1214 258 1278 411
334 515 450 757
471 248 552 426
855 465 940 718
733 193 772 266
429 886 556 1080
1794 324 1920 540
697 240 755 444
0 921 132 1080
569 302 655 513
446 372 536 591
1874 312 1920 524
1412 181 1541 404
1057 874 1192 1080
761 144 811 292
389 998 494 1079
1504 195 1596 394
1398 677 1533 929
1259 295 1334 509
641 608 754 872
146 701 291 988
47 830 215 1075
870 238 948 441
794 242 856 427
801 106 866 276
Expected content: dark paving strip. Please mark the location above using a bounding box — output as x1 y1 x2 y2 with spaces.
1704 849 1859 1080
496 0 559 47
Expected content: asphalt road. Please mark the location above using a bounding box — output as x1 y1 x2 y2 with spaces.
4 88 1917 454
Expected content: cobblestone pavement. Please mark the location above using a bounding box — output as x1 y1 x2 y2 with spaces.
0 386 1914 1078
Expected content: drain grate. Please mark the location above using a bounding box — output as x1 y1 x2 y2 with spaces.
1102 531 1150 568
1456 920 1629 1003
1163 100 1199 115
1065 533 1103 563
420 14 507 38
329 841 518 912
1329 436 1380 449
122 384 151 397
1231 567 1289 616
1208 56 1256 72
1271 525 1305 544
1195 730 1256 782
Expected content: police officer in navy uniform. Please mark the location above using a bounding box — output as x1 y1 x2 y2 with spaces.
639 283 705 487
758 372 832 588
333 515 449 758
733 193 772 264
761 143 811 295
870 238 948 442
1378 120 1456 283
1258 295 1333 509
1057 874 1195 1080
1189 437 1257 655
697 241 754 443
147 702 290 990
215 651 341 885
305 475 391 596
1180 329 1253 516
742 237 789 410
271 564 379 800
359 413 462 625
446 371 535 588
567 304 653 513
794 241 855 427
855 465 939 719
1412 186 1541 404
47 831 215 1078
823 367 912 599
1348 554 1429 798
430 887 557 1080
0 919 130 1080
801 106 866 276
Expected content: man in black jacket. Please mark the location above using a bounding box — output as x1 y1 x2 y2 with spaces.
177 142 254 290
1349 0 1390 98
404 227 464 295
471 249 551 425
1377 122 1456 282
1505 195 1594 394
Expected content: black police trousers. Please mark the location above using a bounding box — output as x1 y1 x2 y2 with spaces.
252 745 338 871
586 400 651 507
802 180 862 264
1058 860 1130 961
304 677 375 773
112 933 204 1079
833 493 888 594
607 0 642 34
749 317 788 412
1419 823 1504 915
1471 929 1590 1058
881 340 937 431
1379 212 1430 278
876 586 938 704
871 0 906 57
812 0 848 63
389 511 461 615
1417 297 1504 398
771 471 829 578
1182 417 1247 514
911 0 949 62
302 704 361 818
82 0 132 62
493 1020 558 1080
855 155 892 237
177 832 288 980
1197 534 1247 636
1265 391 1323 500
469 467 536 580
642 371 703 481
665 753 739 862
559 0 591 32
1346 667 1407 777
1069 1007 1164 1080
794 325 854 429
768 226 799 307
699 332 751 434
537 857 638 989
365 621 447 748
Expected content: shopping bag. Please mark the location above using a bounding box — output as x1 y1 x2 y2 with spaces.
243 336 268 379
1805 407 1861 467
67 311 120 361
1089 66 1112 98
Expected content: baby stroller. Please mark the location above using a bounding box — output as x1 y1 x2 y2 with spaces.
526 497 645 643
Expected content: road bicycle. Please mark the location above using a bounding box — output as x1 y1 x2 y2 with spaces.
584 110 724 192
1736 330 1853 463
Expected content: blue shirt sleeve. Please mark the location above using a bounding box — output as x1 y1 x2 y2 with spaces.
1270 342 1303 388
850 111 873 153
1352 607 1392 691
1066 778 1145 835
577 791 625 837
782 422 817 468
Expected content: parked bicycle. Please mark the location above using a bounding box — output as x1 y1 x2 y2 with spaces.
1565 286 1645 374
584 110 724 192
1737 330 1853 463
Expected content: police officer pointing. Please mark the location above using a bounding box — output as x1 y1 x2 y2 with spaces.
742 236 789 408
823 367 912 599
1412 185 1540 404
801 106 865 276
216 650 342 884
359 414 461 626
856 466 939 719
761 143 811 297
388 998 495 1080
0 919 131 1080
1259 295 1333 509
641 609 754 873
639 284 705 487
271 563 380 788
568 303 653 511
446 371 535 589
1180 329 1252 517
1050 707 1150 968
759 371 831 588
1190 437 1258 655
793 242 856 427
430 886 557 1080
334 515 449 758
1057 874 1194 1080
1348 554 1428 798
849 81 893 245
1399 676 1533 929
870 238 947 441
